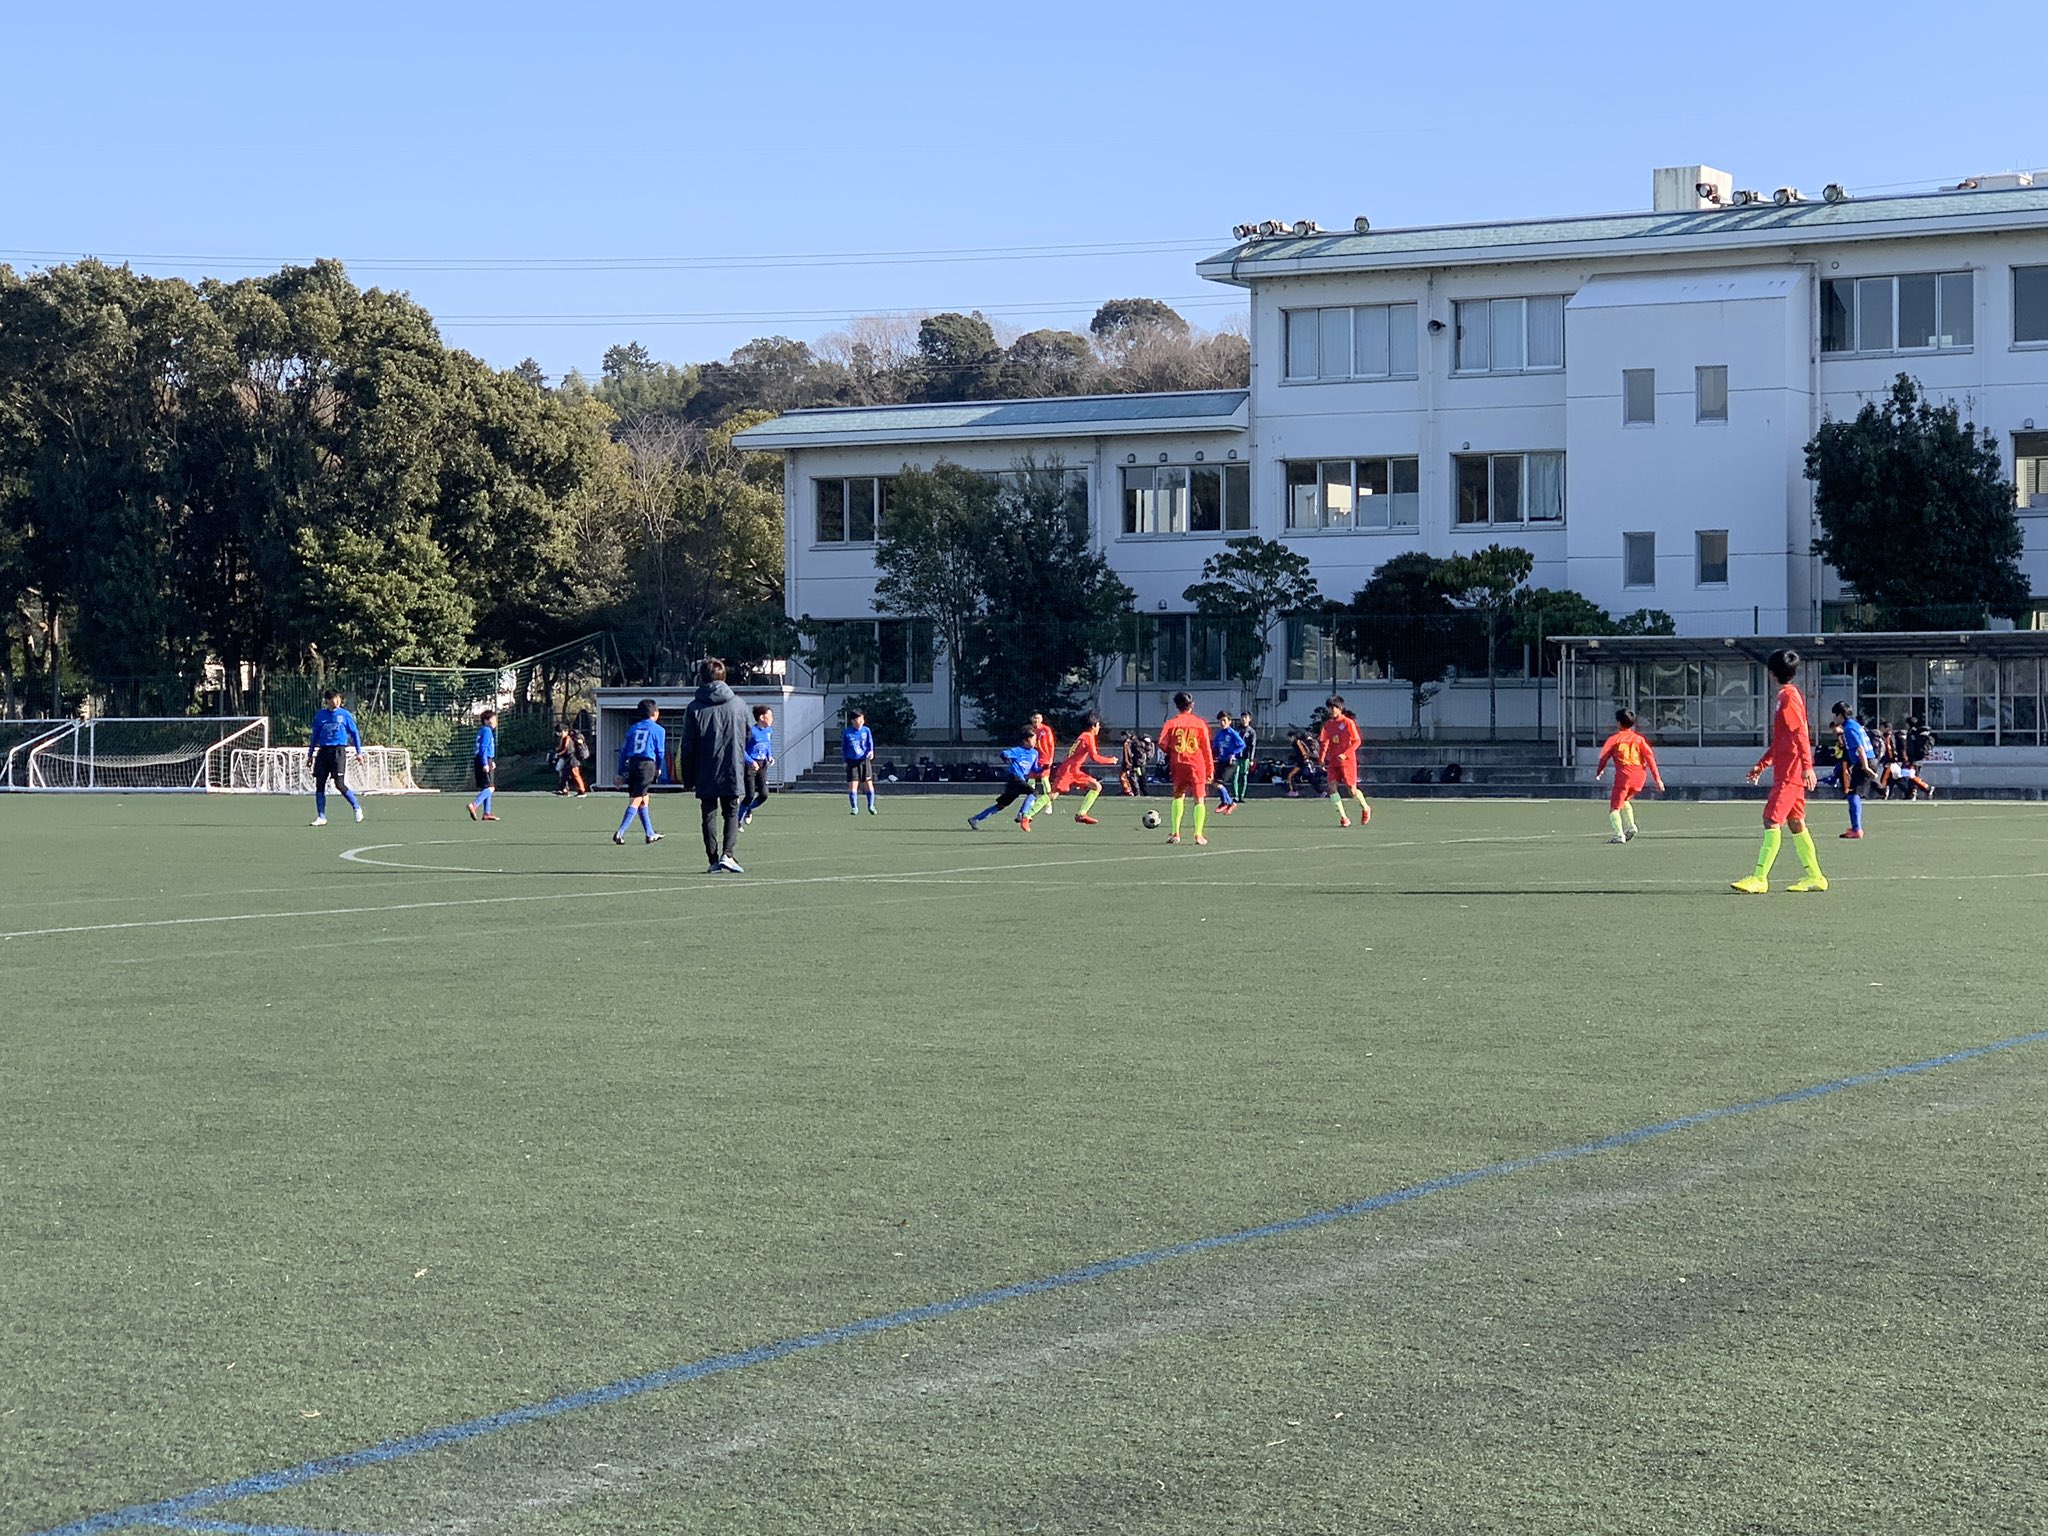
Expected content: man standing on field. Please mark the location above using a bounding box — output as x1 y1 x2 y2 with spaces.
1157 692 1214 845
1732 648 1827 894
677 658 753 874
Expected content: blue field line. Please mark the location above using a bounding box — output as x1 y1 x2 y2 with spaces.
29 1025 2048 1536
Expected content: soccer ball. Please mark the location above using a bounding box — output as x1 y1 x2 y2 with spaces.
1141 809 1162 829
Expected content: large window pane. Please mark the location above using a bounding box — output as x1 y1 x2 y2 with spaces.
1455 455 1489 524
847 478 877 541
1191 621 1228 681
1319 309 1353 378
1491 453 1523 523
1490 298 1526 372
1454 301 1488 371
1288 618 1328 684
1697 365 1729 422
1527 295 1564 368
1155 466 1189 533
1389 303 1419 375
1355 458 1390 528
1354 304 1390 377
1320 461 1355 529
1624 532 1656 588
1190 465 1223 532
909 620 934 685
878 619 907 684
1821 280 1852 352
1223 463 1251 530
2016 432 2048 509
1856 276 1894 351
1122 466 1151 534
1286 310 1319 378
816 478 845 542
1526 453 1564 522
1898 274 1938 349
1157 616 1189 682
2018 266 2048 344
1939 271 1973 346
1623 369 1655 425
1697 529 1729 585
1286 460 1319 529
1389 457 1420 528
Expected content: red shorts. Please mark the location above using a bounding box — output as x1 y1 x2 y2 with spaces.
1169 764 1208 797
1763 776 1807 825
1609 771 1645 811
1327 758 1358 789
1052 768 1098 795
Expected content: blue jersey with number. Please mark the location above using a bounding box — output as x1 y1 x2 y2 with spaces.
310 707 363 750
618 718 665 774
842 725 873 762
1000 745 1038 780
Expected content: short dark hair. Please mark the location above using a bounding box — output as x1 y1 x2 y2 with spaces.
321 690 340 705
751 704 770 721
1172 691 1193 711
697 657 726 684
637 698 658 719
1830 701 1849 717
1083 711 1100 729
480 708 497 724
1766 648 1800 684
1326 694 1346 711
849 709 865 721
1615 707 1636 729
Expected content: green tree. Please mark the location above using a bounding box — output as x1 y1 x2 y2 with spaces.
1440 543 1534 738
915 312 1003 402
1508 588 1615 676
1805 374 2030 627
1000 329 1094 397
873 461 998 741
963 458 1135 737
1345 554 1462 736
1615 608 1677 635
1089 298 1190 341
1181 536 1321 710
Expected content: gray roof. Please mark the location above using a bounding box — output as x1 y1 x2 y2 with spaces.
1552 630 2048 663
733 390 1249 450
1198 186 2048 282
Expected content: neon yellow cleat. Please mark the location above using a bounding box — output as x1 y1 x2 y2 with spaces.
1787 875 1829 892
1729 876 1769 894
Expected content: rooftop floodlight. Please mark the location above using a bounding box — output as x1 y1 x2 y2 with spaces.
1822 183 1849 203
1291 219 1322 236
1955 177 1980 190
1353 215 1371 233
1731 189 1764 206
1694 181 1724 205
1258 219 1286 237
1773 186 1805 205
1232 222 1257 240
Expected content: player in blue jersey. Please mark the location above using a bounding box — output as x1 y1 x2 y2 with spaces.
465 709 499 822
967 730 1043 830
1210 711 1246 812
739 704 774 828
1830 702 1877 840
306 690 365 827
613 698 665 846
843 708 877 815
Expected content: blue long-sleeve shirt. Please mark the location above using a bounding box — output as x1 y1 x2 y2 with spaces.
1841 717 1874 769
617 718 666 776
999 744 1038 781
309 707 363 751
474 723 496 763
746 724 774 764
1213 726 1246 761
841 725 874 762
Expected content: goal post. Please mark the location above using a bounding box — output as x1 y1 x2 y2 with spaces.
18 718 269 792
226 745 423 795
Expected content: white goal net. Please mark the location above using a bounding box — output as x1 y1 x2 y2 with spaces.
227 746 422 795
18 718 270 792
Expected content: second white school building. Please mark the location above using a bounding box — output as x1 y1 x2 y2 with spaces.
734 165 2048 739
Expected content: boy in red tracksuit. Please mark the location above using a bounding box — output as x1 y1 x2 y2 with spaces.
1317 697 1371 827
1732 648 1827 894
1595 708 1664 844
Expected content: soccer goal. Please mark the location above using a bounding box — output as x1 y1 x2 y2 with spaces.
19 718 270 792
227 745 422 795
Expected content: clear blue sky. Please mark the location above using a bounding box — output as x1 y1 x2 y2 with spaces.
6 0 2037 382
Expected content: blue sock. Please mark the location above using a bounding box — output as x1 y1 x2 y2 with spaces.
865 789 876 810
618 807 637 836
315 789 327 817
1848 793 1862 831
849 791 859 811
970 806 991 823
480 788 493 813
342 787 360 811
638 805 654 835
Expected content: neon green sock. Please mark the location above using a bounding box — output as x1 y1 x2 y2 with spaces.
1791 827 1824 880
1193 800 1209 837
1608 809 1625 836
1079 786 1101 816
1026 794 1049 817
1621 802 1637 831
1753 826 1783 879
1329 793 1345 816
1171 797 1186 834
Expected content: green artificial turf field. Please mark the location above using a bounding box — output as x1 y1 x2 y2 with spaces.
4 789 2046 1536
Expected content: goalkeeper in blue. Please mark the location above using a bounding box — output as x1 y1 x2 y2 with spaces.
307 690 365 827
466 709 499 822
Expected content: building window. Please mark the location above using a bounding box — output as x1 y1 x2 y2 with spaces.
1284 457 1420 531
1623 369 1655 425
1624 532 1656 588
1452 452 1564 526
1696 529 1729 585
1123 463 1248 534
1696 365 1729 422
1820 272 1974 353
1285 617 1381 683
2017 433 2048 510
1453 296 1565 374
2017 267 2048 344
1281 304 1420 380
1123 615 1238 685
814 476 887 544
808 618 934 687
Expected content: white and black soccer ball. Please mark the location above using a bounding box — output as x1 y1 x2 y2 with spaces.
1141 809 1162 830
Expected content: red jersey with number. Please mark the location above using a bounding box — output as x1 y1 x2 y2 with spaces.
1319 714 1361 766
1158 711 1214 791
1597 728 1659 786
1052 727 1115 791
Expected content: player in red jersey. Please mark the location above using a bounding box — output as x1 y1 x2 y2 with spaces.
1036 711 1119 824
1156 692 1214 845
1595 707 1665 843
1732 648 1827 893
1317 697 1371 827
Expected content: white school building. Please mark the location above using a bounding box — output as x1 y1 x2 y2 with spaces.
735 166 2048 743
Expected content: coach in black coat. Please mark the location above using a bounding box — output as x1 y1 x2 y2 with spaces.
675 658 754 873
